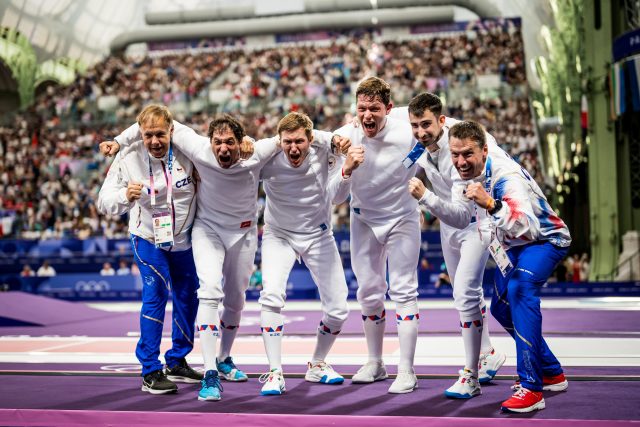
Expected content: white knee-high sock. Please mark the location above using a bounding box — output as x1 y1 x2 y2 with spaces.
197 299 220 372
479 302 494 355
396 301 419 372
218 309 241 361
261 306 284 371
362 307 386 363
460 308 483 376
311 318 343 365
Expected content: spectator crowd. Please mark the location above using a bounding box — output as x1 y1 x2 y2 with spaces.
0 19 541 241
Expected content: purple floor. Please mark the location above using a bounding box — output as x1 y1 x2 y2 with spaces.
0 374 638 421
2 363 640 378
1 292 638 338
1 292 639 425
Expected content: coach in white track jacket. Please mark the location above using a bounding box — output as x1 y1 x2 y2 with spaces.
97 105 201 395
106 115 278 401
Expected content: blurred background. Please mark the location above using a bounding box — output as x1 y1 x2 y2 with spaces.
0 0 638 301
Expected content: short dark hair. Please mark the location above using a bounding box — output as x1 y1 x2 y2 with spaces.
408 92 442 117
356 76 391 105
449 121 486 148
207 114 245 142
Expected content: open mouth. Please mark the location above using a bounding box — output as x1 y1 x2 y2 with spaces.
218 153 231 165
150 146 165 157
363 121 376 132
288 152 303 166
458 166 472 176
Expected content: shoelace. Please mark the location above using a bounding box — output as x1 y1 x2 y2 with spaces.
259 370 282 384
219 358 238 371
511 388 529 400
148 370 166 382
203 374 224 392
311 362 331 372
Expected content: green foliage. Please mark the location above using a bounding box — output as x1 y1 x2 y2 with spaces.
532 0 587 205
0 27 85 109
0 26 38 107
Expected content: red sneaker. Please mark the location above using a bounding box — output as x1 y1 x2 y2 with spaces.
511 373 569 392
501 388 545 413
542 373 568 391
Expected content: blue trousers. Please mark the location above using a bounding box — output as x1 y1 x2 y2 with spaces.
490 241 568 391
131 235 199 376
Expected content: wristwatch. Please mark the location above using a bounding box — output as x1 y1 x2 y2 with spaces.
488 199 503 215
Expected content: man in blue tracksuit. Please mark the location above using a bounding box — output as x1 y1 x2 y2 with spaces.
434 120 571 413
98 104 202 394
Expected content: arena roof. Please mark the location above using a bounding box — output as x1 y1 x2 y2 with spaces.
1 0 553 86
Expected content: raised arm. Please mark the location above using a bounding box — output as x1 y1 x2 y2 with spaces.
102 120 209 161
409 178 475 229
388 106 409 122
252 135 281 163
170 121 211 160
311 129 333 149
327 155 350 204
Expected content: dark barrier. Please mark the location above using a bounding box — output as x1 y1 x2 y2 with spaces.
1 271 638 301
0 231 445 275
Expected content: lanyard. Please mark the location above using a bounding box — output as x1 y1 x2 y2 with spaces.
148 144 173 208
474 155 493 241
484 156 493 196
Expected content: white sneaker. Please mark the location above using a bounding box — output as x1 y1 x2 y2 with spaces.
305 361 344 384
351 361 388 383
388 369 418 394
259 368 286 396
444 370 482 399
478 349 506 384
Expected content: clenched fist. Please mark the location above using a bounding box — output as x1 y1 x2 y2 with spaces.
332 135 351 155
463 182 492 208
342 146 365 177
100 140 120 157
408 177 427 200
240 136 255 160
126 182 144 202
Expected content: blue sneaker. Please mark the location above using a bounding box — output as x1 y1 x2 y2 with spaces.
217 356 248 382
198 370 223 401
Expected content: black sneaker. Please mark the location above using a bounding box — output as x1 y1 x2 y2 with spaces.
142 369 178 394
165 358 204 383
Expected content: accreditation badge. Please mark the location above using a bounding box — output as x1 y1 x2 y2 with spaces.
488 237 513 277
152 211 174 248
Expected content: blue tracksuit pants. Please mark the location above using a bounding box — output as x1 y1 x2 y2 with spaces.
131 235 199 376
490 240 568 391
